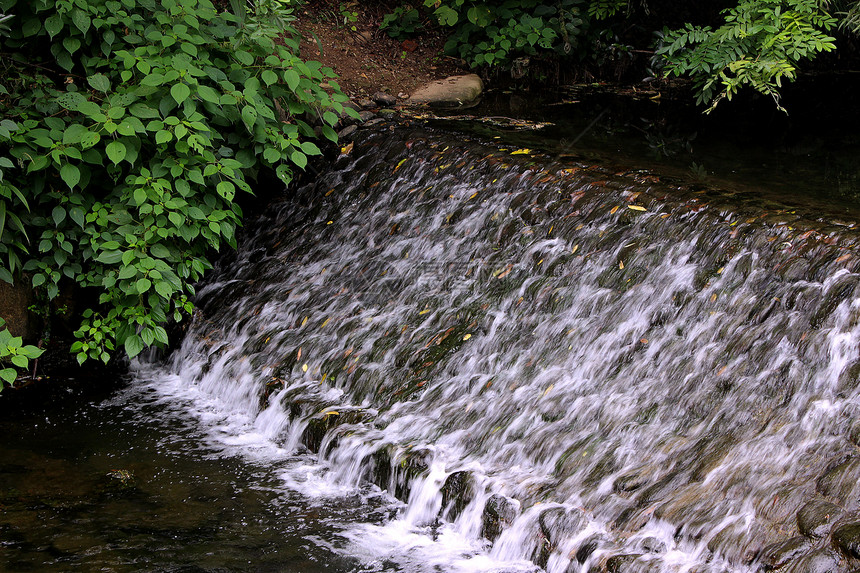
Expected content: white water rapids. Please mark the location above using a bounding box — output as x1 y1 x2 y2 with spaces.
135 126 860 573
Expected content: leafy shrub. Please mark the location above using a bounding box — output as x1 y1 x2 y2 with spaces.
656 0 837 111
0 318 44 390
0 0 356 365
414 0 626 68
380 5 424 39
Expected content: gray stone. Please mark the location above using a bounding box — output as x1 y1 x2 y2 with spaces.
358 110 376 123
817 458 860 501
407 74 484 108
377 109 398 118
372 91 398 107
337 124 358 139
363 118 386 128
797 499 843 538
760 536 812 570
482 494 518 542
832 521 860 558
785 549 842 573
359 98 375 109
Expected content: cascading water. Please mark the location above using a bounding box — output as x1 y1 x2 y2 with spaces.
136 123 860 573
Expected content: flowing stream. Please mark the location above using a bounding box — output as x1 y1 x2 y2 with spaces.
6 121 860 572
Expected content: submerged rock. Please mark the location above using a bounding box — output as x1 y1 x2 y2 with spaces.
797 499 843 538
440 470 475 521
832 521 860 558
482 494 518 542
760 536 812 570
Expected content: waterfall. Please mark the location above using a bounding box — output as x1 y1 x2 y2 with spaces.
135 124 860 572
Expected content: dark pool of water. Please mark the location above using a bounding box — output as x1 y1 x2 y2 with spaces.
430 73 860 215
0 379 375 572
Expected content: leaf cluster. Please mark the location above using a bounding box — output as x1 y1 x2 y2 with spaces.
0 318 44 390
0 0 356 366
395 0 627 68
655 0 837 111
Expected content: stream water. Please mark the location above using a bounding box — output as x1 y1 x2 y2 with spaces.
5 113 860 572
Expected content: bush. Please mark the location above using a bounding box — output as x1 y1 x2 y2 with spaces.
414 0 627 69
656 0 837 111
0 0 357 366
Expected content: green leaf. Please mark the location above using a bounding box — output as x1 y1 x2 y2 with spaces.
284 69 300 91
171 83 191 104
155 281 173 299
10 354 28 368
261 70 278 86
52 206 67 226
80 131 101 149
106 141 127 164
60 164 81 189
88 74 111 93
69 207 85 228
136 277 151 293
96 250 123 264
45 14 63 38
197 85 221 104
72 9 91 33
290 150 307 169
57 92 87 111
1 368 16 384
118 265 137 279
63 37 82 55
241 105 257 129
124 334 144 358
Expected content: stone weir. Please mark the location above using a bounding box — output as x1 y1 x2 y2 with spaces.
150 123 860 573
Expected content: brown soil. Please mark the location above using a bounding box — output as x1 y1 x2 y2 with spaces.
292 0 465 101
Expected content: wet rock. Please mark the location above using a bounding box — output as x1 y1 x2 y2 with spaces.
614 473 648 493
372 91 398 107
377 109 398 118
359 98 375 109
538 506 588 548
440 471 475 521
482 494 518 542
832 521 860 558
797 499 843 538
574 534 602 564
849 420 860 447
784 549 842 573
337 124 358 140
760 536 812 570
817 458 860 501
358 110 376 123
606 553 642 573
363 118 386 128
837 360 860 395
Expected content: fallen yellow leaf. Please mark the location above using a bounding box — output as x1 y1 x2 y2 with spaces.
462 334 472 341
302 363 308 372
610 206 619 214
628 205 647 211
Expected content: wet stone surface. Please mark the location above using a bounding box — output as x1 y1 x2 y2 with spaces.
832 521 860 559
797 499 843 538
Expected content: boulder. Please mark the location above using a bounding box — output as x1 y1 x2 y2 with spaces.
372 91 398 107
832 521 860 558
797 499 843 538
407 74 484 108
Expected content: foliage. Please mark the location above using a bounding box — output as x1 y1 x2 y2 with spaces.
0 318 44 390
411 0 627 68
0 0 356 365
380 5 424 39
656 0 837 112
